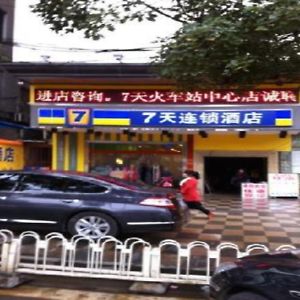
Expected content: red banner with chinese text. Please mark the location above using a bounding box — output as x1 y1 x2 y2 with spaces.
34 89 299 105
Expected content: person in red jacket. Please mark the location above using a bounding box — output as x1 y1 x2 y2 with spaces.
180 170 213 219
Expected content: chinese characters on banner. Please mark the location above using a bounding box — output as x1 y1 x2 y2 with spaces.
139 111 266 126
268 173 299 197
34 89 298 105
37 108 292 128
241 183 268 200
92 109 291 128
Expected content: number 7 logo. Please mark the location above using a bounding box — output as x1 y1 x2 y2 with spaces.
67 108 91 126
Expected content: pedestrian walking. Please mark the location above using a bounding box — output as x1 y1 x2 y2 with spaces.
230 168 249 193
180 170 214 219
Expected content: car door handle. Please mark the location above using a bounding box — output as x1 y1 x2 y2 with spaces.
0 196 7 200
61 199 79 204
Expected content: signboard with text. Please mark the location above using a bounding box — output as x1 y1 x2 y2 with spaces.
0 140 24 170
242 183 268 200
34 89 298 105
268 173 299 198
37 108 293 128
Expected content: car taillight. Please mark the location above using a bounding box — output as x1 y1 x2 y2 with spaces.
255 263 271 270
140 198 176 210
166 192 176 200
235 261 271 270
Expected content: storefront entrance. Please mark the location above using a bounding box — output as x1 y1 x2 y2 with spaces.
204 156 268 194
89 142 184 187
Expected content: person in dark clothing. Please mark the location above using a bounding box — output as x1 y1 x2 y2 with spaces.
230 168 249 192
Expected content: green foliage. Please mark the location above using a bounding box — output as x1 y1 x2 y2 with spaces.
32 0 300 88
156 0 300 87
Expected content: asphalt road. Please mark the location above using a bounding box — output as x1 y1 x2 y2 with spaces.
0 275 211 300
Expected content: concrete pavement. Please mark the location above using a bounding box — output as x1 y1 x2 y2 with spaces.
143 194 300 250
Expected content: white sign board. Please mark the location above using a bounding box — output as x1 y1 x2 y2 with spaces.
292 151 300 173
241 183 268 200
268 173 299 198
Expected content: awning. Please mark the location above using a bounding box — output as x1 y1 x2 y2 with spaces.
0 120 30 129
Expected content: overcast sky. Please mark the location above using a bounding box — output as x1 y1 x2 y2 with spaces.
13 0 180 63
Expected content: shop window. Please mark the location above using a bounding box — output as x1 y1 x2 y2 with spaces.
89 142 184 187
24 145 51 169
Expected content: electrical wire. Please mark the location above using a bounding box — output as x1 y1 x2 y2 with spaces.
2 40 161 53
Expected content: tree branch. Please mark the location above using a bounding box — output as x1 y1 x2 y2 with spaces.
138 1 187 23
175 0 205 22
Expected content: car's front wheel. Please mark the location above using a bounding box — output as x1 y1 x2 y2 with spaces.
68 212 119 239
227 292 268 300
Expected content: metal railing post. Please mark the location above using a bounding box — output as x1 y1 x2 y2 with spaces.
150 247 161 278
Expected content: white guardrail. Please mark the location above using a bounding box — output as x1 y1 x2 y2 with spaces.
0 230 296 285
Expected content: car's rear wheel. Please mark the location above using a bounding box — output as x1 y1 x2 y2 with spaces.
68 212 118 239
227 292 268 300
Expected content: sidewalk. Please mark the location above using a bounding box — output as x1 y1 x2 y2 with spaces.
0 286 191 300
143 194 300 250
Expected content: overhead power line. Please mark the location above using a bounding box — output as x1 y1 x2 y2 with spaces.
1 40 160 53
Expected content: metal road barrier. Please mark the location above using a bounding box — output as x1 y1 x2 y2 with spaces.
0 230 297 286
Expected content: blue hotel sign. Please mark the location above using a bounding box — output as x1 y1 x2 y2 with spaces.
37 108 292 128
